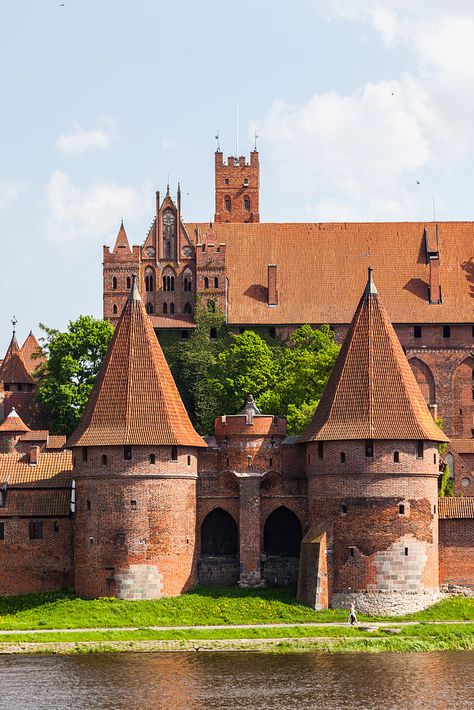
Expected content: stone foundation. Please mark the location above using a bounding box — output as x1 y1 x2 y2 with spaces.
330 589 442 616
115 564 163 600
262 556 299 586
198 556 239 586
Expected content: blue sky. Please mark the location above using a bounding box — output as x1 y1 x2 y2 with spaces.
1 1 474 353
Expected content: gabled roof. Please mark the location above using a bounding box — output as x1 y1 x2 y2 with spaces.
438 497 474 519
299 269 449 443
21 331 46 374
190 221 473 324
0 334 35 385
67 275 206 448
0 408 31 433
113 221 132 254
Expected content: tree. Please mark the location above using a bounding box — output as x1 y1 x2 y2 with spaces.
36 316 114 435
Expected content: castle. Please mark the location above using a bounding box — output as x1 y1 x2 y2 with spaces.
0 149 472 613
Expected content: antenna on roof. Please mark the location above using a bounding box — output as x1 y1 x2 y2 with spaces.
215 131 220 152
235 97 239 156
11 315 17 335
254 130 259 151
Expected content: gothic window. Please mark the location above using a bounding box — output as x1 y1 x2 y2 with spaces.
170 303 175 315
214 276 219 288
145 269 155 292
163 303 168 315
184 302 192 314
163 209 176 260
113 305 118 315
183 269 193 292
244 196 250 211
224 196 231 211
204 276 209 289
126 276 131 289
112 276 117 290
409 358 435 405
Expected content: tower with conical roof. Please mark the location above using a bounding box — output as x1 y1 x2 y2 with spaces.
67 275 206 599
0 324 38 426
298 269 448 614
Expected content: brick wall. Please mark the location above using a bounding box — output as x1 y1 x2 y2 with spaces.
214 151 259 223
439 518 474 588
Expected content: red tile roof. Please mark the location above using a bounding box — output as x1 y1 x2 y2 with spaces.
190 221 473 325
299 270 449 443
21 332 46 374
0 409 31 433
113 221 132 254
149 314 196 329
438 497 474 519
0 489 71 517
450 440 474 454
0 334 35 385
45 435 66 450
20 430 49 441
67 276 206 448
0 450 72 486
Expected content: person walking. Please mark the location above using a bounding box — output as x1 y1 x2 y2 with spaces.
348 602 358 625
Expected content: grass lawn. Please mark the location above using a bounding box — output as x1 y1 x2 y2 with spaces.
0 586 472 632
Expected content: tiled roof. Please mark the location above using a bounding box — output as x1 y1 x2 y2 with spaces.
0 409 30 433
67 276 206 448
0 451 73 486
45 435 66 450
0 489 71 517
149 315 196 329
439 497 474 519
190 221 473 324
20 430 49 441
21 332 46 374
0 334 35 385
450 440 474 454
299 270 449 443
113 221 132 254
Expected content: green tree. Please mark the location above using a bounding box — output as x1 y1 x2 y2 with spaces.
36 316 114 435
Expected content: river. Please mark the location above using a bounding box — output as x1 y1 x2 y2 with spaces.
0 651 472 709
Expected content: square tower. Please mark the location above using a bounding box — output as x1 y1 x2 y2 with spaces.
214 151 260 223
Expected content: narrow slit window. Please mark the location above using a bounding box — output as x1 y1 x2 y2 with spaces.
365 440 374 458
124 445 132 461
443 325 451 338
341 504 347 515
102 454 107 465
130 500 137 510
187 455 191 466
417 440 424 458
404 547 409 556
414 325 422 339
171 446 178 461
340 452 346 463
350 547 355 557
399 504 405 515
82 447 88 462
394 451 400 463
318 442 324 459
149 453 155 465
87 500 91 511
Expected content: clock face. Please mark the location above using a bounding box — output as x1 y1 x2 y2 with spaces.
182 246 193 257
145 247 155 257
163 211 174 226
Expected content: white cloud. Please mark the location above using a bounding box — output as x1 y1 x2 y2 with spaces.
0 182 25 210
43 170 151 245
55 117 116 157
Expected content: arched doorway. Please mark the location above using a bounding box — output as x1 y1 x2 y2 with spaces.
198 509 239 586
262 507 302 586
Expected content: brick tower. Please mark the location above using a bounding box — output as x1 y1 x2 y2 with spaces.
0 328 37 426
298 269 449 615
67 275 206 599
214 150 260 223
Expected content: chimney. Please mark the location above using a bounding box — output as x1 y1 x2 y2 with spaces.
29 445 40 465
429 257 441 304
268 265 278 306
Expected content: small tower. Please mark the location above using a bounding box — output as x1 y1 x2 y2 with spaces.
0 326 37 425
214 150 260 223
67 275 206 599
103 221 140 323
298 269 448 615
0 408 31 453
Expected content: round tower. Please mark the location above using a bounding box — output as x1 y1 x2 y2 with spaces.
298 269 448 615
0 408 31 452
67 275 206 599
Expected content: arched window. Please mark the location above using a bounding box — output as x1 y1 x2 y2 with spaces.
244 196 250 211
162 270 175 292
224 196 231 211
201 509 238 556
145 269 154 292
263 507 302 557
113 304 118 315
409 358 435 405
453 356 474 437
170 276 175 292
214 276 219 289
163 303 168 315
204 276 209 289
112 276 117 290
170 302 175 315
184 302 192 314
207 300 216 313
146 302 154 314
183 269 193 292
126 276 131 290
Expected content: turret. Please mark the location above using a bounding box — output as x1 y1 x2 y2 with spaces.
0 408 31 452
214 150 260 223
0 323 37 424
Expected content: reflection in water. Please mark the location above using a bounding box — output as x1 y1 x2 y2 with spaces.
0 650 473 710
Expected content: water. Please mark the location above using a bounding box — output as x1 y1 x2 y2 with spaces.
0 651 472 710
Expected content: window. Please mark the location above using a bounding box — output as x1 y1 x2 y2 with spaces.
126 276 131 289
224 196 231 211
149 453 155 465
225 178 229 185
163 303 168 315
130 500 137 510
269 327 276 338
443 325 451 338
434 504 437 514
171 446 178 461
53 521 59 533
113 304 118 315
399 504 405 515
243 178 249 187
17 384 23 392
340 452 346 463
87 500 91 511
394 451 400 463
472 325 474 338
365 440 374 458
102 454 107 465
210 327 217 340
184 302 192 314
112 276 117 290
0 489 5 507
307 454 311 465
82 447 88 462
414 325 422 339
124 445 132 460
341 504 347 515
417 440 424 458
404 547 409 556
244 196 250 211
349 547 355 557
181 330 189 340
269 457 273 467
214 276 219 289
204 276 209 289
145 272 154 292
170 303 175 315
187 455 191 466
0 522 4 540
318 442 324 459
29 521 43 540
146 302 154 314
434 453 437 464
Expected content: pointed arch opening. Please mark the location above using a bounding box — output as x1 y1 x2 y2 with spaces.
263 507 302 557
409 358 435 405
145 268 155 292
453 356 474 437
201 508 238 556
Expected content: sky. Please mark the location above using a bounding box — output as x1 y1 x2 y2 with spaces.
1 0 474 354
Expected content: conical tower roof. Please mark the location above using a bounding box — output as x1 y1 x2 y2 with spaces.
0 334 35 385
21 331 46 374
299 269 448 443
113 221 132 254
67 275 206 448
0 407 31 433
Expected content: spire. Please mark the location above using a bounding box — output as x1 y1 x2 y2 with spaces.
0 332 35 385
0 407 31 433
67 280 206 448
21 331 46 375
112 221 132 254
299 269 448 443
